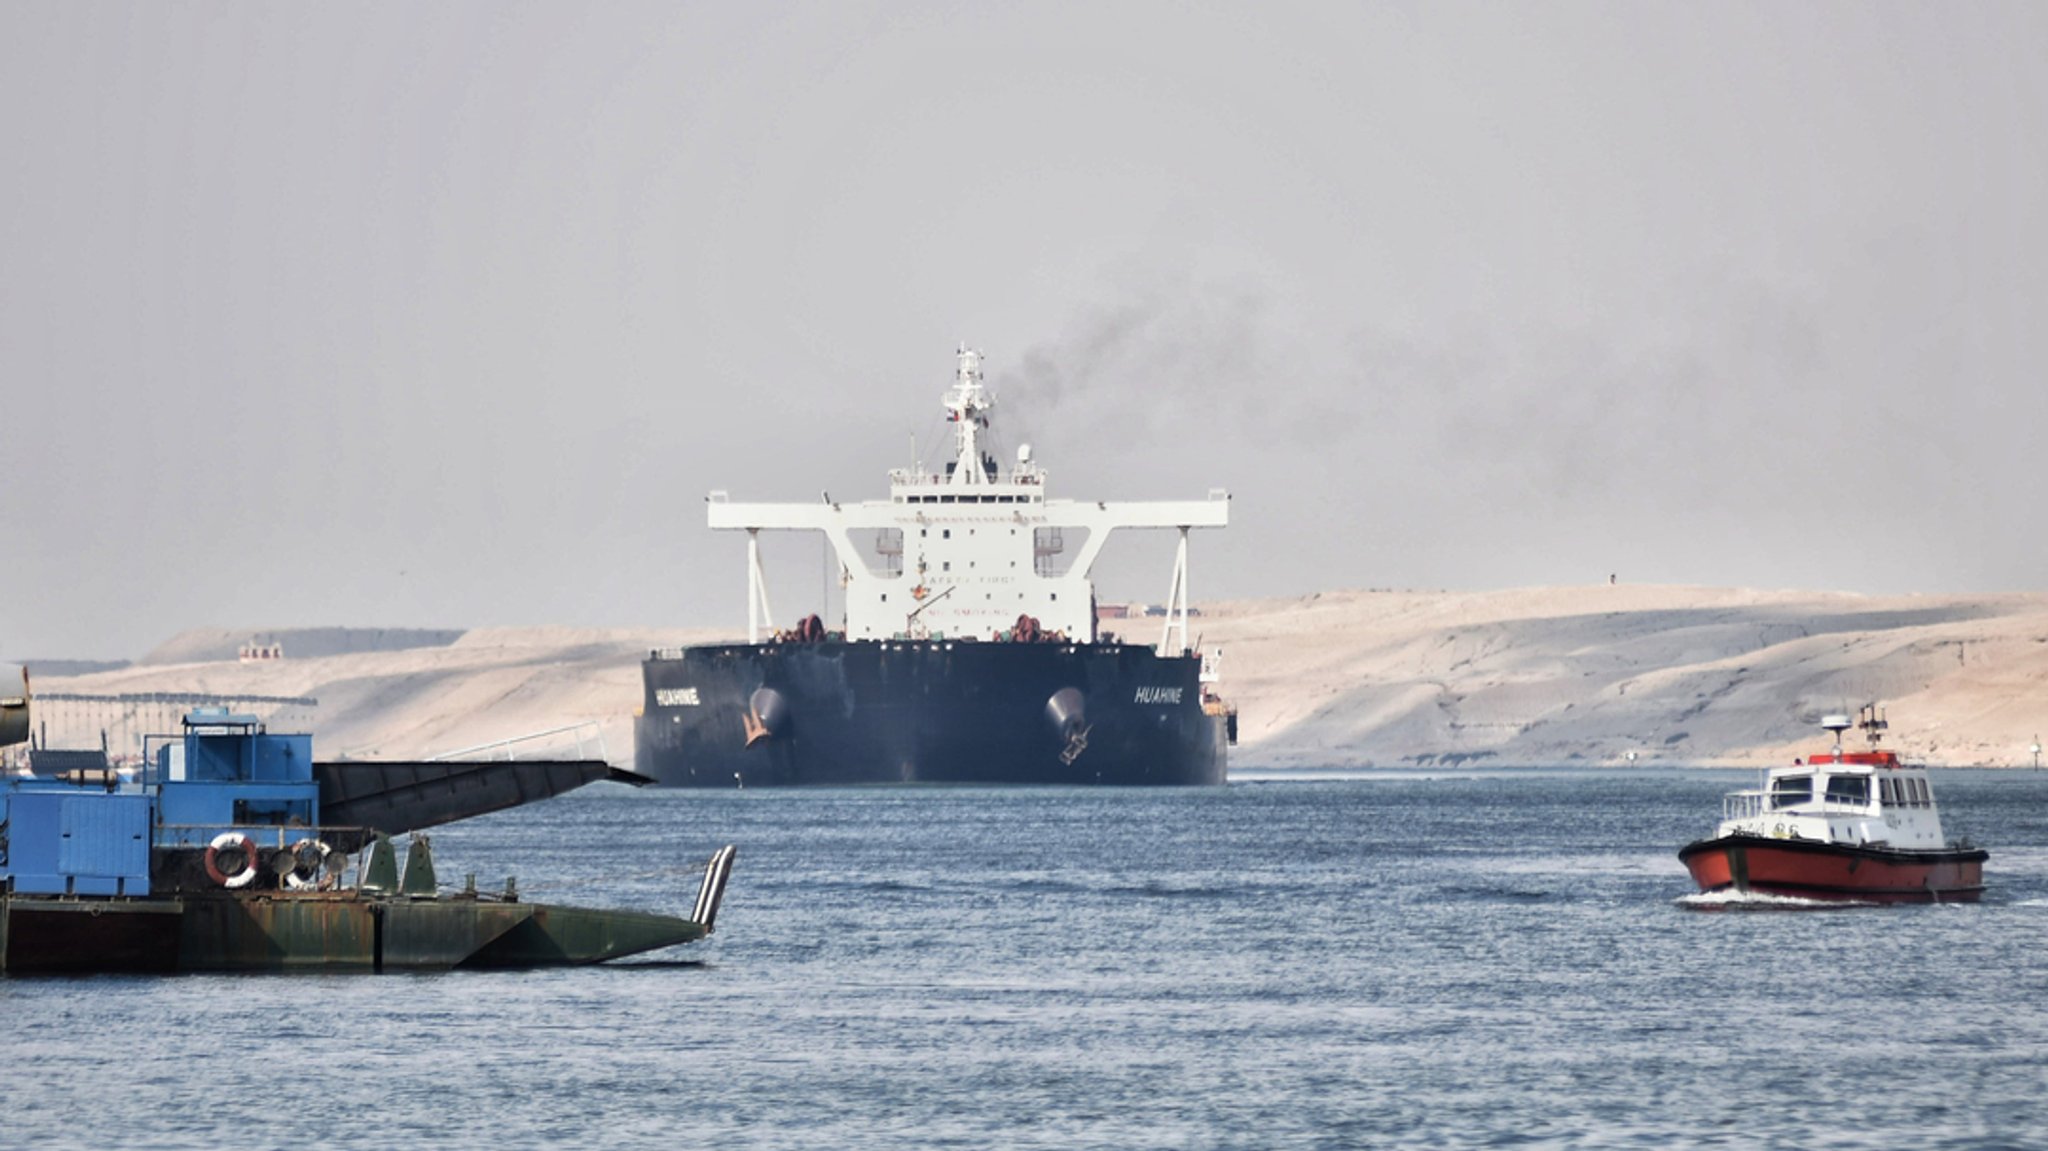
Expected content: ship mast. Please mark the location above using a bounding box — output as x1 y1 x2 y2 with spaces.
944 345 993 487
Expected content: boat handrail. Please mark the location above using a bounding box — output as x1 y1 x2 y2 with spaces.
887 469 1043 488
155 821 372 848
1723 791 1891 821
1722 790 1768 820
425 720 607 764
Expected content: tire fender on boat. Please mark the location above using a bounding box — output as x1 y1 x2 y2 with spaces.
280 838 334 891
204 831 261 888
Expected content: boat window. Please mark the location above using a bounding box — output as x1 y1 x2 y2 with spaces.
1913 778 1930 807
1824 775 1869 806
1878 777 1896 806
1770 776 1812 809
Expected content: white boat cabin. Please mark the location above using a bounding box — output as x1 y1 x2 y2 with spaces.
1714 708 1950 850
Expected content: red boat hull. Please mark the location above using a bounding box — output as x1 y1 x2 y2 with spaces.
1678 834 1988 904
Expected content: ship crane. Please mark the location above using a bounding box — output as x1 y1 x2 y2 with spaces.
904 584 957 637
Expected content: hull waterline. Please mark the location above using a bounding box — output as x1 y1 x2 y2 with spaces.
637 640 1227 787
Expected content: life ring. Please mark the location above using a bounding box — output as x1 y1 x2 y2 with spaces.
280 838 334 891
204 831 261 888
1771 823 1789 840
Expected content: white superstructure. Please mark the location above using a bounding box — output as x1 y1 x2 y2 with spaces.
708 346 1230 650
1712 709 1953 851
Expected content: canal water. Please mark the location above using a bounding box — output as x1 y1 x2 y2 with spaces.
7 769 2046 1149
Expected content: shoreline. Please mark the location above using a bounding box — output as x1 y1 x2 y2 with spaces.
25 583 2048 769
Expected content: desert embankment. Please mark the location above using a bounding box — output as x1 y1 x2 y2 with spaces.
28 585 2048 768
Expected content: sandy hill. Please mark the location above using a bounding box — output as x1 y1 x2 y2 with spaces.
32 627 719 765
28 586 2048 768
1184 585 2048 767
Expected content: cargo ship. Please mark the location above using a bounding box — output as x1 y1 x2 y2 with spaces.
1678 705 1988 904
635 346 1233 786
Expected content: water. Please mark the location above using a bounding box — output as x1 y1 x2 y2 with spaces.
9 769 2048 1150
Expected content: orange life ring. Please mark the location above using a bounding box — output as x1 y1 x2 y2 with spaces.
204 831 261 888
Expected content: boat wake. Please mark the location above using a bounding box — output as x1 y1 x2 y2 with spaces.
1676 889 1871 911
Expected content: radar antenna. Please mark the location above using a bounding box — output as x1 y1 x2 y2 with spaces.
1820 710 1853 757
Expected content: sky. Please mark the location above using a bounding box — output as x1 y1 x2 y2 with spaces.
4 3 2045 658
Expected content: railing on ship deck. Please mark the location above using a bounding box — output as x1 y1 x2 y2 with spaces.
1723 790 1888 821
425 721 608 764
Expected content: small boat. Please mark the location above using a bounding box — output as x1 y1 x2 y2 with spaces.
1678 705 1987 904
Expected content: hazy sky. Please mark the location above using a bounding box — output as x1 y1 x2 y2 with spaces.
4 3 2044 658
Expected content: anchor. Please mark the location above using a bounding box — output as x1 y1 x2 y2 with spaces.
742 706 770 748
1059 723 1091 766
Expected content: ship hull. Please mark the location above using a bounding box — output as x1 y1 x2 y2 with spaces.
1677 834 1988 904
0 894 710 973
0 847 734 973
635 640 1227 786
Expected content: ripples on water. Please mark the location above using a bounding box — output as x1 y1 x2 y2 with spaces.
8 770 2048 1149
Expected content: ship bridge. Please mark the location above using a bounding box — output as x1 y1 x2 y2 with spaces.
707 346 1228 650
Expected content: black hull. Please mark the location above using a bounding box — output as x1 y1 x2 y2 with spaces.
635 640 1227 786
